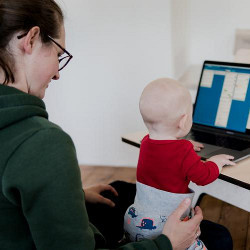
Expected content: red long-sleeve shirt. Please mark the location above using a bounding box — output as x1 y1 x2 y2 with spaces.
137 135 219 194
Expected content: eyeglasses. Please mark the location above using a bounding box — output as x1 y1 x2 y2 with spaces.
17 33 73 71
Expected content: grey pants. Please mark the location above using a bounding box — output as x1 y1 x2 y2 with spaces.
124 182 207 249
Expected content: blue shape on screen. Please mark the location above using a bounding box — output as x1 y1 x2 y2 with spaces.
193 75 224 126
227 82 250 132
193 74 250 133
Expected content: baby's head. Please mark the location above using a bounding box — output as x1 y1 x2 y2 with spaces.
139 78 193 139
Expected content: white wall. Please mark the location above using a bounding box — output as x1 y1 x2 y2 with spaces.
171 0 190 79
189 0 250 64
45 0 250 167
172 0 250 89
44 0 173 166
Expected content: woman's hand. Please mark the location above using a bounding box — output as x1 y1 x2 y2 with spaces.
84 184 118 207
189 140 204 152
162 198 203 250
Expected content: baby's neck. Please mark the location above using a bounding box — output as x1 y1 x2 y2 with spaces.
148 131 177 140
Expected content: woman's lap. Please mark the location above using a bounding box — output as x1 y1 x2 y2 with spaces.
85 181 136 247
85 181 233 249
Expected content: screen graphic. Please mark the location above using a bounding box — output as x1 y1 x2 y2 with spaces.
193 63 250 134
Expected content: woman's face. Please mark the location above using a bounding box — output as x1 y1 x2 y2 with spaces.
25 25 66 99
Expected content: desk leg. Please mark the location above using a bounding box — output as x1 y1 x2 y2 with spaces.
189 179 250 212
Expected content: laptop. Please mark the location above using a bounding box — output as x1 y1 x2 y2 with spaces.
185 60 250 162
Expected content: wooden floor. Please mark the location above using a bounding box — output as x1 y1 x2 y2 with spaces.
80 165 250 250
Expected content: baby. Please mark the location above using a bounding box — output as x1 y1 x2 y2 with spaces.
124 78 235 249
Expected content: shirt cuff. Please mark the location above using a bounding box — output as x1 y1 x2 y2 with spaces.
154 234 173 250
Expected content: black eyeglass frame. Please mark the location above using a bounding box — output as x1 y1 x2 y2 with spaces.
17 32 73 71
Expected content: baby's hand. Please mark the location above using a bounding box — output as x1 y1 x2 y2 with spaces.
207 154 236 172
189 140 204 152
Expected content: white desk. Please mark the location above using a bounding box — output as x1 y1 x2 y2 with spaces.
122 131 250 212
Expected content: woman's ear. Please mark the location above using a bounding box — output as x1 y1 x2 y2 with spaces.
178 114 188 131
21 26 40 54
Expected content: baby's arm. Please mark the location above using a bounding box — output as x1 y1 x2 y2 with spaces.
188 140 204 152
182 141 229 186
207 154 236 172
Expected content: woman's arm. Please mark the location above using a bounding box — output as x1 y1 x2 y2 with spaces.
3 128 202 250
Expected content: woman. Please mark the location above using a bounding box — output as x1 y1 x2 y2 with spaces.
0 0 232 249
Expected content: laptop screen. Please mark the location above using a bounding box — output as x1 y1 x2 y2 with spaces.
193 61 250 137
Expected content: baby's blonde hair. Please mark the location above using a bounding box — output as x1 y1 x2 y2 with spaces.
139 78 191 132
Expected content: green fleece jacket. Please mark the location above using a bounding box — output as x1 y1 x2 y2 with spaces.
0 85 173 250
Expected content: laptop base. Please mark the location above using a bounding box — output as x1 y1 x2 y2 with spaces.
185 132 250 162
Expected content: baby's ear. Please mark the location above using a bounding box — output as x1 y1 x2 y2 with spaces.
178 114 188 131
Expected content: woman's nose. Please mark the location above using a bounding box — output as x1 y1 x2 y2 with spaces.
52 71 60 80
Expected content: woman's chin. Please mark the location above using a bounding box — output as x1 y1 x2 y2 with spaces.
38 89 46 99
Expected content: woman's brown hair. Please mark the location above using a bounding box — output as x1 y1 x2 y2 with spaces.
0 0 64 84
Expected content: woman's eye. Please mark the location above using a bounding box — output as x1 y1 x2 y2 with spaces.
58 52 64 57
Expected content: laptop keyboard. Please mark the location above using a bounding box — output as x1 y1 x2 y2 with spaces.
191 131 250 151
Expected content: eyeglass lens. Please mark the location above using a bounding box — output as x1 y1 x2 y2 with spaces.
58 55 71 71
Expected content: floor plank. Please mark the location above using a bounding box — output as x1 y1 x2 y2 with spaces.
219 202 248 250
198 194 223 222
246 215 250 250
198 194 250 249
80 165 136 187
